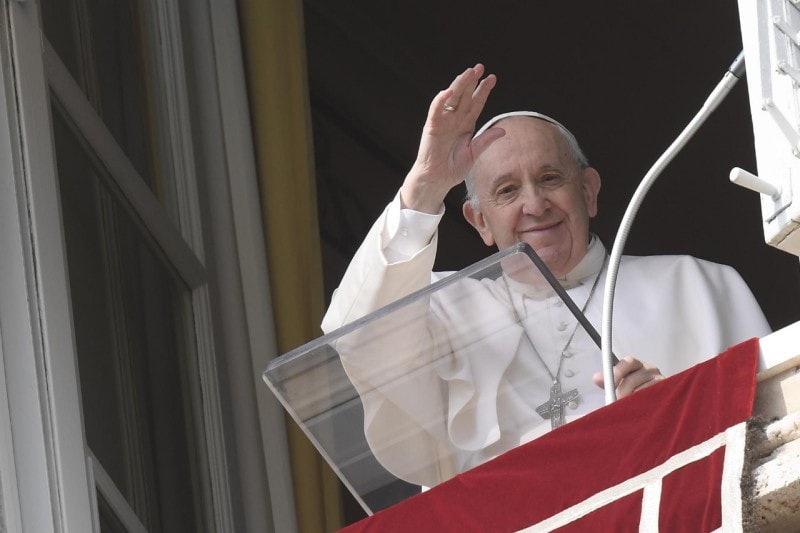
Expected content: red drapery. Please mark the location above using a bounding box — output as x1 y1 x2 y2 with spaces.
342 338 759 532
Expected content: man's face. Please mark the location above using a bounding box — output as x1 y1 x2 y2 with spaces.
463 117 601 278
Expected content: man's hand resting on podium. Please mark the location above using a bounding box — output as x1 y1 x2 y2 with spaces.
592 356 664 399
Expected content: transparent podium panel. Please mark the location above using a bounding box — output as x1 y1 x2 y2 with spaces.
263 243 605 515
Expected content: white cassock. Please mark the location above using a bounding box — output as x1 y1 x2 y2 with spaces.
321 196 771 488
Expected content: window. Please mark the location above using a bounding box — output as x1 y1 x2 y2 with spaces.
53 105 207 531
0 0 235 530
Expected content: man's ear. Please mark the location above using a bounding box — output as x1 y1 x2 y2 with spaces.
581 167 601 218
463 201 496 246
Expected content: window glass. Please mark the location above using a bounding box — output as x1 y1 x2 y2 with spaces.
41 0 156 192
53 104 205 532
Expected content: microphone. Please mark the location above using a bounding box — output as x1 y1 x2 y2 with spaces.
600 51 746 405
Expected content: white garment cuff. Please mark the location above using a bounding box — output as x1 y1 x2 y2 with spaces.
383 193 443 263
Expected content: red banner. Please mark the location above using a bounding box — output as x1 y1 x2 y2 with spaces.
343 338 759 532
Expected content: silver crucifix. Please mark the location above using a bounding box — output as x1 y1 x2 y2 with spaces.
536 381 579 429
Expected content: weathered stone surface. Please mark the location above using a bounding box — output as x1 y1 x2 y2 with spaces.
748 362 800 532
749 436 800 531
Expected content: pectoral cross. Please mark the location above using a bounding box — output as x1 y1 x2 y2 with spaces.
536 381 579 429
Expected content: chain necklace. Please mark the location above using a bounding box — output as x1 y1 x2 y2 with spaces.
503 254 607 429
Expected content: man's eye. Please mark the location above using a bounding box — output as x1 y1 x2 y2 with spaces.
540 174 566 187
495 185 518 199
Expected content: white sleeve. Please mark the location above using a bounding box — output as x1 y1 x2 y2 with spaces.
321 196 441 333
383 193 444 263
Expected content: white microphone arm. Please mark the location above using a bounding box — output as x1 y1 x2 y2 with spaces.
600 51 746 405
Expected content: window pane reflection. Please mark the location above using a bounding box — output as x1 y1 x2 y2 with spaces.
41 0 156 192
53 104 206 532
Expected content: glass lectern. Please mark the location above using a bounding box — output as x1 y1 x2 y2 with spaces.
263 243 605 515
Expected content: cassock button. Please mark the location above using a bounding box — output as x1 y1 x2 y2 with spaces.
563 349 574 358
568 400 579 410
554 299 564 307
401 228 409 237
557 322 568 332
564 369 574 377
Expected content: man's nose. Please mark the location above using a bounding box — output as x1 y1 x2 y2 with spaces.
520 185 549 216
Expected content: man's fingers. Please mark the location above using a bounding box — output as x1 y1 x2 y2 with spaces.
591 356 641 388
614 356 643 382
435 64 490 118
468 74 497 120
592 356 663 398
445 64 484 110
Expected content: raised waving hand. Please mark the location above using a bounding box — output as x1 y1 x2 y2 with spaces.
399 64 505 214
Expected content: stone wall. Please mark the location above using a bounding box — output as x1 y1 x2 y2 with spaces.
748 363 800 531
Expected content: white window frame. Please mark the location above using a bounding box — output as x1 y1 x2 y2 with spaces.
0 1 94 530
178 1 298 530
0 0 296 531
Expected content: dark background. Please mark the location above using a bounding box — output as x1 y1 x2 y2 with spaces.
304 0 800 335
